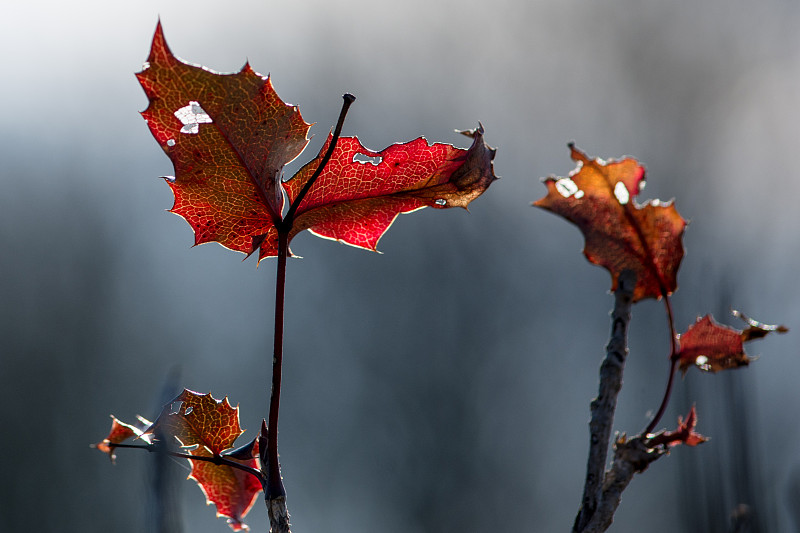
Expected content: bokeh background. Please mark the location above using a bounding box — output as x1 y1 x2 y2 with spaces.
2 1 799 531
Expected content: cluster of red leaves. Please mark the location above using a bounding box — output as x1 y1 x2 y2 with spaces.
136 23 497 262
534 146 788 441
96 390 261 531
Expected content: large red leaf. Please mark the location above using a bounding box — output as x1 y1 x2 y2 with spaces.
534 145 686 302
149 390 262 531
136 22 311 257
677 313 787 373
281 128 497 258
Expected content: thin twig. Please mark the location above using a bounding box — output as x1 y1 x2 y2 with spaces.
109 443 265 486
265 93 356 533
573 269 636 532
582 436 666 533
643 297 679 435
284 93 356 225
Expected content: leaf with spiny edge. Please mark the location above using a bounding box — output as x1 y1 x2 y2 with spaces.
148 389 262 531
138 23 497 262
93 415 152 463
646 406 707 448
281 126 497 258
137 22 311 258
676 312 788 374
534 144 686 302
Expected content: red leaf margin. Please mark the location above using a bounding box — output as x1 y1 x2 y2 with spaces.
646 406 707 448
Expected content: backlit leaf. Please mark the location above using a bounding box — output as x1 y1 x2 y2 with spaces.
282 127 497 258
149 390 262 531
534 144 686 302
137 22 311 257
676 313 787 373
93 415 152 463
138 24 496 262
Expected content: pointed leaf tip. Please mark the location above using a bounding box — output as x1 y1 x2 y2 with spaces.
647 406 708 448
137 28 311 259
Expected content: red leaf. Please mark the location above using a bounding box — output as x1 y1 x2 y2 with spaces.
647 406 707 448
93 415 152 463
150 390 261 531
137 22 311 256
137 24 497 261
677 313 788 373
534 145 687 302
282 128 497 258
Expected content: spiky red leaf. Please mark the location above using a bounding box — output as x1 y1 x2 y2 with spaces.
149 390 261 531
534 145 686 302
281 128 497 258
677 313 788 373
93 415 152 463
647 406 707 448
136 22 311 257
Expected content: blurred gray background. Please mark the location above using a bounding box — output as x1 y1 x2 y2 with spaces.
1 0 798 531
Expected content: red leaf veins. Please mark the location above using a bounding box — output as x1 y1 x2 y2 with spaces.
534 144 686 302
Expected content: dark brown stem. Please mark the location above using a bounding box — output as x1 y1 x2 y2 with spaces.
264 94 356 533
643 296 678 435
573 270 636 533
267 229 288 501
284 93 356 225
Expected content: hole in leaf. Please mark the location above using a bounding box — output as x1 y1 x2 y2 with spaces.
614 182 630 205
184 406 193 415
555 178 582 199
174 101 213 134
167 139 176 147
352 153 382 165
169 401 183 415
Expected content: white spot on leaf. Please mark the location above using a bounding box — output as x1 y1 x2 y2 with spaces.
695 355 710 371
614 182 630 205
174 101 213 134
435 198 447 206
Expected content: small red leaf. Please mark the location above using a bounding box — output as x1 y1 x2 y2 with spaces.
676 312 787 374
647 406 707 448
534 145 686 302
677 315 748 373
93 415 152 463
149 390 261 531
282 128 497 258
